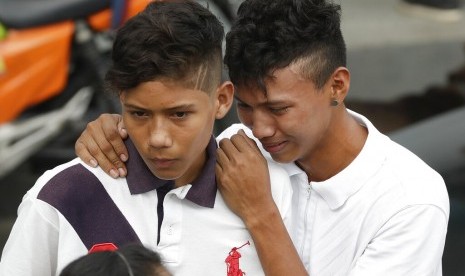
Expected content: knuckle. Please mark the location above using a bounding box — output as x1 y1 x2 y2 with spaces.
75 140 83 151
218 138 228 146
100 143 113 153
87 144 101 156
106 130 120 141
114 146 126 156
86 120 98 130
99 114 110 120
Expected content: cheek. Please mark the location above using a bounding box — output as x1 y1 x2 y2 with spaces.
127 128 148 151
280 108 316 138
123 118 140 139
181 115 214 143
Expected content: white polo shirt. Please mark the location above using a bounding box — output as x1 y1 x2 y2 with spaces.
218 110 449 276
0 136 293 276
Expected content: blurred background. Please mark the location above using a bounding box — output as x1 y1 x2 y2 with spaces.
1 0 464 274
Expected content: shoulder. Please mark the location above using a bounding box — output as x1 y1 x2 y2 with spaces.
378 136 449 216
25 158 82 198
267 159 293 211
30 158 112 209
350 111 448 217
216 123 254 140
216 124 271 158
267 160 291 184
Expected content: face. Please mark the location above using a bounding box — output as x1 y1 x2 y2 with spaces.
235 66 341 167
120 80 231 186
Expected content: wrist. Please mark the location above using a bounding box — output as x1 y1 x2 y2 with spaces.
244 203 281 231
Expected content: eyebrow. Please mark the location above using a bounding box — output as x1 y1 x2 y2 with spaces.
234 95 245 103
164 104 196 112
234 95 288 106
123 103 148 111
123 103 196 111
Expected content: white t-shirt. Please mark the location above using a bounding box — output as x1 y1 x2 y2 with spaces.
0 136 293 276
218 109 449 276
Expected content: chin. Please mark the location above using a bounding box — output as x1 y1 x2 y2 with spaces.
269 153 296 164
149 169 181 181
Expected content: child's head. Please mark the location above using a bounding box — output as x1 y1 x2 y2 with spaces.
222 0 349 164
106 0 225 95
225 0 346 91
60 244 171 276
106 0 233 185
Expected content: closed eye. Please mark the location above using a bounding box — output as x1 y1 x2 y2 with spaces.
237 102 251 110
269 106 289 114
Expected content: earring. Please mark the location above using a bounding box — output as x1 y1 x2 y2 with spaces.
330 99 339 106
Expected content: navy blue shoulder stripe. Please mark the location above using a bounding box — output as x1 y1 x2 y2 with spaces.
37 164 141 250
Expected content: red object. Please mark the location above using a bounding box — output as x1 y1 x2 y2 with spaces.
225 241 250 276
89 243 118 253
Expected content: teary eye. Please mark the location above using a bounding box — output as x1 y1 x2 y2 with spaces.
237 102 252 110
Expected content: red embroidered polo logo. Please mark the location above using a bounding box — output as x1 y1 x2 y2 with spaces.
225 241 250 276
89 243 118 253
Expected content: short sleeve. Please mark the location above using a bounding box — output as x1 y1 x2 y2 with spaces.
349 204 448 276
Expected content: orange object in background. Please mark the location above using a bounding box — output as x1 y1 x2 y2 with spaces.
88 0 151 31
0 22 74 124
0 1 152 124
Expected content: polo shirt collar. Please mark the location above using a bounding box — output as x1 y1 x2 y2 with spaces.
248 110 387 211
280 161 307 178
311 110 388 210
125 136 217 208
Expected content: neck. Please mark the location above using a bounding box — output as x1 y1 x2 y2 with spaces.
297 108 368 182
174 150 207 188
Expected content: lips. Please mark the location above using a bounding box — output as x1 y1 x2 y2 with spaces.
150 158 177 169
261 141 287 154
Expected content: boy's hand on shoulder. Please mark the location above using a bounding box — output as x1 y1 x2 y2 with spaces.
216 129 277 227
75 114 128 178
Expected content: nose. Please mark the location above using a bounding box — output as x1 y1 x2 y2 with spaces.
148 120 173 149
251 110 275 140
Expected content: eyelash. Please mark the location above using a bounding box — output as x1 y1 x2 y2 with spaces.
237 103 250 110
269 107 289 114
128 111 190 120
170 111 189 120
130 111 147 118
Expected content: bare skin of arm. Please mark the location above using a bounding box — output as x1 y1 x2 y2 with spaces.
216 130 308 276
75 114 128 178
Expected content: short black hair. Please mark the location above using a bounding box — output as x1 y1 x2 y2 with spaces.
225 0 346 91
106 0 224 94
60 244 168 276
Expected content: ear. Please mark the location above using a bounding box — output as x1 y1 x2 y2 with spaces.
214 81 234 119
329 67 350 103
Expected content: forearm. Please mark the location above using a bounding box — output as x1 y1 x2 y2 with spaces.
246 206 308 276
